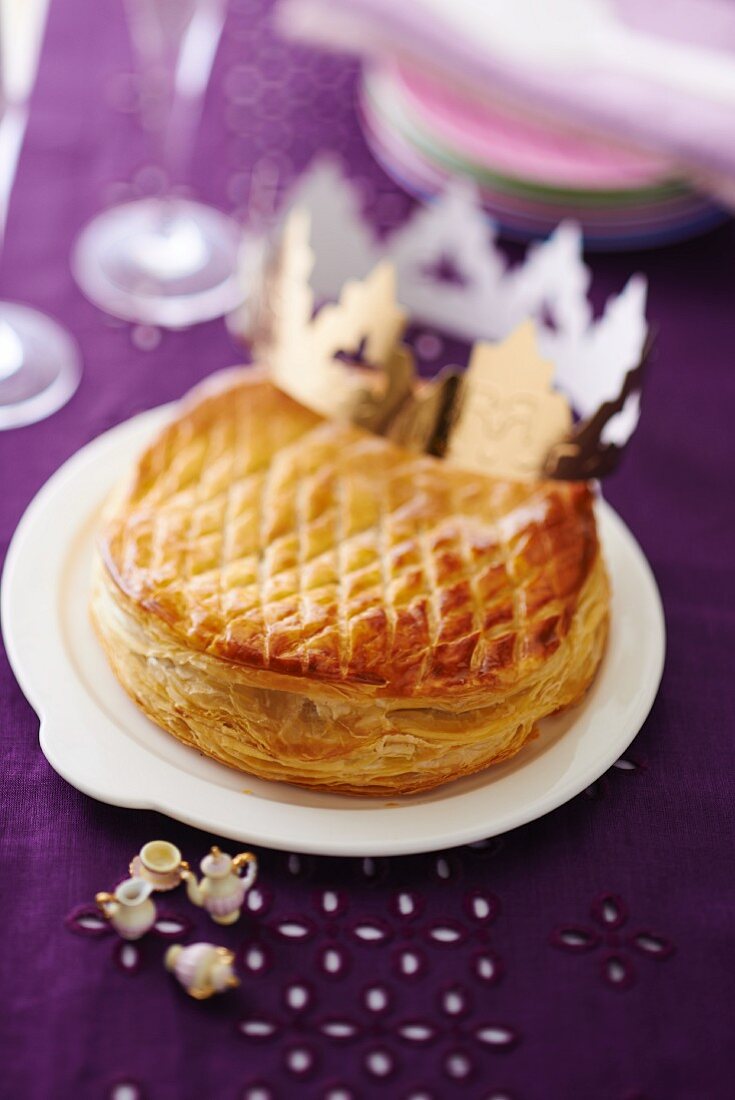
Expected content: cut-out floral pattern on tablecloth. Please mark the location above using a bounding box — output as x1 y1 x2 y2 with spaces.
65 904 193 975
237 887 517 1085
239 885 506 989
107 1080 146 1100
584 753 648 800
550 893 675 990
237 990 520 1084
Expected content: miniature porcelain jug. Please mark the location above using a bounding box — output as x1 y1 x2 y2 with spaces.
182 846 258 925
95 877 156 940
130 840 189 892
165 942 239 999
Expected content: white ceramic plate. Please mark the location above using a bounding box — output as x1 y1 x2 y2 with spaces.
2 407 665 856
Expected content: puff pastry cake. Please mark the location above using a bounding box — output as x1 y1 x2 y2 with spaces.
91 370 609 795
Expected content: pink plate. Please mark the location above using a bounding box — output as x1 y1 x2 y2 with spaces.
386 62 675 191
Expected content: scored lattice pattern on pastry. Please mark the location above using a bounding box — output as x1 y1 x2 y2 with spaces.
102 372 598 698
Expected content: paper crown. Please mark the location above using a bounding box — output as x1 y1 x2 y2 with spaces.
242 159 650 482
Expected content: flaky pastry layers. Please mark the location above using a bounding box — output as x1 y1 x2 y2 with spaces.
92 370 609 795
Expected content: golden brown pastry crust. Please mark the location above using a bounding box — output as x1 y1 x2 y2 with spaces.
101 372 600 696
91 554 608 795
93 370 609 795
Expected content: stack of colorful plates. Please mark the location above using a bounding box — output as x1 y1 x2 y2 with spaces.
360 63 729 250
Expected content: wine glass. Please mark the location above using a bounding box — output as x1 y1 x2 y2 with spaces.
71 0 244 328
0 0 81 431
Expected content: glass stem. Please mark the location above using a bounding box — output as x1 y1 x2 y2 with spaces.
0 317 23 381
165 0 227 187
0 101 30 381
127 0 228 192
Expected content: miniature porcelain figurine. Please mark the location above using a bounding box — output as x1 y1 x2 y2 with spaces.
182 846 258 925
129 840 189 891
95 877 156 940
165 942 239 999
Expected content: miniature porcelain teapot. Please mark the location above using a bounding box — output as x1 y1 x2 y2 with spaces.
95 877 156 940
130 840 189 892
165 942 239 999
182 845 258 925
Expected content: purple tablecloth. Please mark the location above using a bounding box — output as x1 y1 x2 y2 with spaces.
1 2 734 1097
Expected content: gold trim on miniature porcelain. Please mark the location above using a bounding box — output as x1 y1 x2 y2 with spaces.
232 852 257 872
95 877 156 940
183 846 259 925
165 943 240 999
129 839 189 892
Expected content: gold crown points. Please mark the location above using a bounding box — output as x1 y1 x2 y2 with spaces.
254 207 648 483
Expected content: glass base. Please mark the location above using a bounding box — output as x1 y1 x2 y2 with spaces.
0 303 81 430
71 197 246 327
